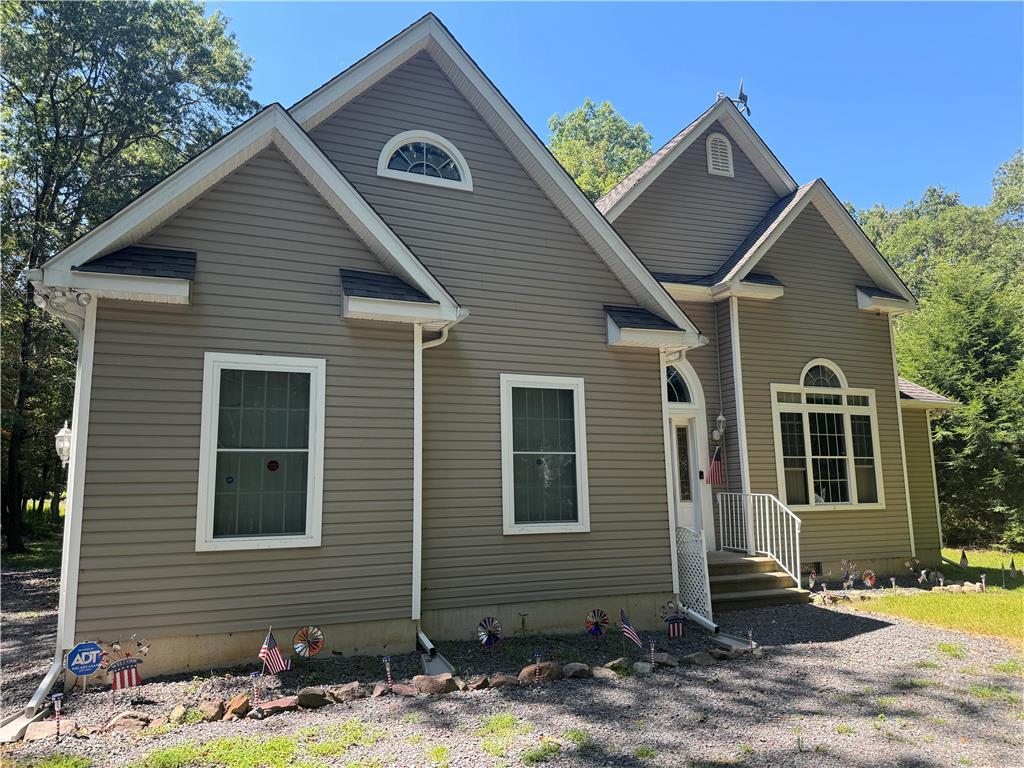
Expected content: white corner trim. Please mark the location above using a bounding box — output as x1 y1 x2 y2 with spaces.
666 357 716 550
38 268 191 304
889 316 916 557
926 411 944 549
660 352 681 596
499 373 591 535
606 315 704 351
342 294 460 329
857 287 913 315
56 299 97 649
706 132 734 177
729 298 751 495
195 351 326 552
377 130 473 191
412 324 423 620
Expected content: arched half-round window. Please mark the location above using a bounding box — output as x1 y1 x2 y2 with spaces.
377 130 473 191
803 364 842 389
666 367 692 403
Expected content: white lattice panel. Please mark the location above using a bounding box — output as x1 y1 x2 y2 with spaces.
676 527 713 622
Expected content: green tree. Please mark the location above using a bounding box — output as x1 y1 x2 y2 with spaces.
1 0 257 552
548 98 652 202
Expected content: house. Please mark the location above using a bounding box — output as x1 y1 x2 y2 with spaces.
29 14 955 678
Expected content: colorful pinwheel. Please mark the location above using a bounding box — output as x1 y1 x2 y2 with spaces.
478 616 502 647
585 609 609 637
292 625 325 658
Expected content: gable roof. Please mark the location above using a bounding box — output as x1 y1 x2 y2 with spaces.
73 246 196 280
340 268 436 303
35 104 460 317
711 178 916 304
289 13 702 342
596 98 798 221
898 377 956 410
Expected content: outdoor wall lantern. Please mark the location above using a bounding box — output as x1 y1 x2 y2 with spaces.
55 421 73 468
712 412 727 442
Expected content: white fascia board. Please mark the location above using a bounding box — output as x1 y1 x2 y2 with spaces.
712 280 784 301
343 294 460 329
857 287 912 315
662 282 713 302
288 15 698 339
899 398 956 412
602 100 797 222
606 315 704 351
37 268 190 304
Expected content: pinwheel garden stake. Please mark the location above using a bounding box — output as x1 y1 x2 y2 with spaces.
292 626 324 659
382 656 393 691
649 641 656 669
533 652 542 684
478 617 502 648
250 671 261 709
51 693 63 744
585 609 609 640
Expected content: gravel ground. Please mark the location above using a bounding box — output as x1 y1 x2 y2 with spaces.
2 566 1022 768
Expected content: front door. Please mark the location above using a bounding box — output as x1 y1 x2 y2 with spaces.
671 416 699 530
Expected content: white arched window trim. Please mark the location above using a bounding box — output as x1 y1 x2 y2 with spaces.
377 130 473 191
770 359 885 512
706 132 734 177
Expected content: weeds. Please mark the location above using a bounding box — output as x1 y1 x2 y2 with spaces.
937 642 968 660
992 659 1024 676
522 740 561 764
835 724 855 735
915 659 941 670
969 685 1022 704
424 744 450 767
562 729 592 750
634 745 657 759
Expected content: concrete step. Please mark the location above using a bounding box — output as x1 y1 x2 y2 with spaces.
707 555 779 576
710 570 796 594
712 586 812 612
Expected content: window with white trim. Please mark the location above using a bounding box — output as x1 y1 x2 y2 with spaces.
377 130 473 191
770 359 884 509
706 132 734 177
500 374 590 534
196 352 325 551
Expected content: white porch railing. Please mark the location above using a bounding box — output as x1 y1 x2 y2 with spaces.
715 492 802 586
675 527 713 623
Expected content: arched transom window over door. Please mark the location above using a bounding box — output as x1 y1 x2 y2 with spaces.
770 359 885 510
377 130 473 191
666 366 692 403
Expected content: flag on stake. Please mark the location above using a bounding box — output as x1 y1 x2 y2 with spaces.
620 610 643 649
108 657 142 690
706 446 723 485
665 613 685 639
258 628 291 674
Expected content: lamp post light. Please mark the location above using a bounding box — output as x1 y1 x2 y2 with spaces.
55 421 73 468
712 412 727 442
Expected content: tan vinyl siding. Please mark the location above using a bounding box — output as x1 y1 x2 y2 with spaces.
714 301 741 491
613 121 781 276
311 52 673 610
78 148 415 637
736 202 912 562
903 409 942 560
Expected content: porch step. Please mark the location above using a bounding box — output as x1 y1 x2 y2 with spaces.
706 554 778 576
710 570 796 594
712 586 812 612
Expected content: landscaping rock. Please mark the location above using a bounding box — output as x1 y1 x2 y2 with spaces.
223 693 250 719
604 657 632 672
392 683 419 697
168 704 187 724
652 652 679 667
198 699 225 721
946 584 964 593
488 672 520 688
562 662 591 678
467 675 489 690
25 719 79 741
245 709 264 721
371 682 389 697
963 582 980 593
412 672 459 695
518 661 563 684
682 651 717 666
592 666 618 680
146 716 169 731
297 687 331 709
102 710 151 732
327 681 365 703
709 647 741 660
259 696 298 716
632 661 653 675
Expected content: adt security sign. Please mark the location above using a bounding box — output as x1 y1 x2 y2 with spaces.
66 642 103 677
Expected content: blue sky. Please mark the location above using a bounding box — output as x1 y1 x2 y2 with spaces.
208 2 1022 210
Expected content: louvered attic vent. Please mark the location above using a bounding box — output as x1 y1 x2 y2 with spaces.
706 132 734 177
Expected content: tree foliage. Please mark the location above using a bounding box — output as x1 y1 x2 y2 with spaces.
855 151 1024 549
548 98 652 202
1 0 257 551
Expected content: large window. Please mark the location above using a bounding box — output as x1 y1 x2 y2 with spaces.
770 359 884 509
377 130 473 191
500 374 590 534
196 352 325 551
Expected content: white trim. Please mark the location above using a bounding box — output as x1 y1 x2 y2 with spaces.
342 294 460 329
706 132 734 177
661 279 784 303
377 130 473 191
857 287 913 315
899 398 955 412
660 352 681 595
34 269 190 305
889 316 917 556
600 99 797 220
41 105 460 316
729 298 751 495
412 324 423 620
288 15 700 338
195 352 326 552
926 411 944 549
56 300 97 648
499 373 590 535
606 315 702 351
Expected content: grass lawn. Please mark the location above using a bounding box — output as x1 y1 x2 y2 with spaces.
853 548 1024 648
1 528 63 570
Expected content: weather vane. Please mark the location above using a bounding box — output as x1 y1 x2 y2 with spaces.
717 79 751 116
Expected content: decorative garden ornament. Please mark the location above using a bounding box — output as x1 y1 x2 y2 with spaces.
960 550 969 568
890 576 897 590
585 609 610 637
51 693 63 743
1010 558 1018 578
862 570 876 588
918 569 928 585
980 574 986 592
292 626 325 658
382 656 393 692
250 671 262 709
477 617 502 647
533 652 542 684
808 570 816 590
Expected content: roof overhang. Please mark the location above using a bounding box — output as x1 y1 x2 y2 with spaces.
606 314 704 352
898 377 957 411
28 267 190 305
597 98 798 221
660 275 784 303
857 287 913 315
899 398 956 412
342 294 464 331
289 13 700 340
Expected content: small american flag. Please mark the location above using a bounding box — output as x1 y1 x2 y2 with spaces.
706 446 723 485
666 614 685 639
259 630 291 674
620 610 643 648
108 657 142 690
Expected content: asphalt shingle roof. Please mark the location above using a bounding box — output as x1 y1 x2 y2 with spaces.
898 377 956 405
339 268 437 304
604 305 679 331
857 284 905 301
72 246 196 280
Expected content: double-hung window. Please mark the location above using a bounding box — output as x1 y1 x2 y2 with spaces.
500 374 590 534
196 352 325 551
770 360 884 510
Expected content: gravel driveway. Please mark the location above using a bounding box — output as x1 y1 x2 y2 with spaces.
2 565 1021 768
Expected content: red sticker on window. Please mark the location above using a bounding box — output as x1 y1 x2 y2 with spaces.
266 460 280 472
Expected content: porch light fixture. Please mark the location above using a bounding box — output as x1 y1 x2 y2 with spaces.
55 421 73 468
712 412 727 442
